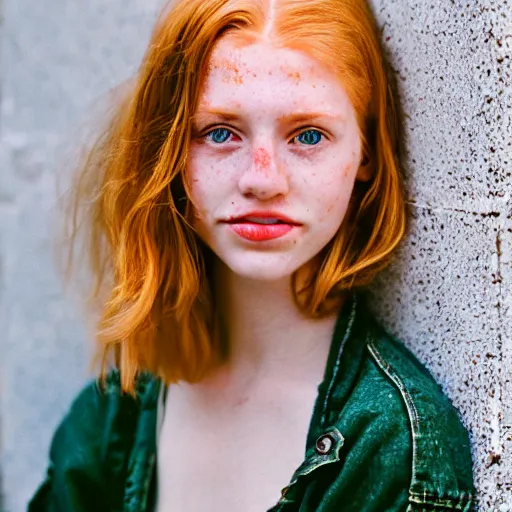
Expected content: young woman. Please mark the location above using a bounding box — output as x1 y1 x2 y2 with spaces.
29 0 476 510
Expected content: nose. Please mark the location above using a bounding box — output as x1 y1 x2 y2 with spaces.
238 146 289 200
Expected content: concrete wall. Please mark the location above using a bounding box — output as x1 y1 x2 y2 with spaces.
0 0 510 510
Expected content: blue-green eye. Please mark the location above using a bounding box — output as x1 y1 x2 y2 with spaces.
206 128 232 144
295 129 323 145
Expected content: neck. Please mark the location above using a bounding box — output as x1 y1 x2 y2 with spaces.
210 261 341 386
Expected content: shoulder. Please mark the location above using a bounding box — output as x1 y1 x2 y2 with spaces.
363 318 476 509
28 371 160 511
51 371 158 453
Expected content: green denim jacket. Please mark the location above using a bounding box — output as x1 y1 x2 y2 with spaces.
28 296 476 511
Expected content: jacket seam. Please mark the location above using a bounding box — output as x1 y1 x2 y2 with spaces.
409 491 476 503
368 340 477 512
366 340 419 487
409 491 477 511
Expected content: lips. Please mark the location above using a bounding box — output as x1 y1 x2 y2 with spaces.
223 211 301 226
221 211 301 242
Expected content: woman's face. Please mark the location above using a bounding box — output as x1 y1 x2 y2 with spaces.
187 35 368 281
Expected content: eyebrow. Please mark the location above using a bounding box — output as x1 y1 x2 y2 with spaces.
192 109 345 125
277 112 345 124
192 109 241 124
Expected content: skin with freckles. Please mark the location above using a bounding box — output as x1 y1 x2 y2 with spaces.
187 35 369 282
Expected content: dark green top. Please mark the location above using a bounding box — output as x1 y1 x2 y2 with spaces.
28 296 476 511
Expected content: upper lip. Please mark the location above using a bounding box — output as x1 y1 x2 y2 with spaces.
222 211 301 225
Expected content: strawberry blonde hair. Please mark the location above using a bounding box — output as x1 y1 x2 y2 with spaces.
65 0 406 393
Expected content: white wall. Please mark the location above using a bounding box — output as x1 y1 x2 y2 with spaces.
0 0 510 510
368 1 512 509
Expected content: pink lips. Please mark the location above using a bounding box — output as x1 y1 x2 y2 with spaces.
222 211 300 242
229 223 294 241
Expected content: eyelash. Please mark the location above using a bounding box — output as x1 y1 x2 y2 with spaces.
203 126 327 146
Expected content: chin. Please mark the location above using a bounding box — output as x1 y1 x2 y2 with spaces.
221 253 302 282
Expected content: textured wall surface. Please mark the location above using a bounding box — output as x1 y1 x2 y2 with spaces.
0 0 510 510
368 1 512 509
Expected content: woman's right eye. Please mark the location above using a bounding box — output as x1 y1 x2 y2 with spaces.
205 128 233 144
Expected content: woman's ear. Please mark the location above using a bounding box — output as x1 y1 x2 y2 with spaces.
356 153 373 182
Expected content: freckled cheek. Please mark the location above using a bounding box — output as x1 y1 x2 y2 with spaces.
185 155 245 220
315 194 351 226
324 158 358 183
186 158 213 189
184 161 214 217
307 169 354 224
189 149 250 185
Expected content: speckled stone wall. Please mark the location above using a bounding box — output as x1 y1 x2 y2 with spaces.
368 1 512 509
0 0 510 510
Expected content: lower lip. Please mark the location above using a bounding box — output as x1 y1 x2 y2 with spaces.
227 222 295 242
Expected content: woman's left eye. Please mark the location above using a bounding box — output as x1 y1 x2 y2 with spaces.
293 129 324 146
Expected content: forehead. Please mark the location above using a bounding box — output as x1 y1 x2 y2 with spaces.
198 36 353 115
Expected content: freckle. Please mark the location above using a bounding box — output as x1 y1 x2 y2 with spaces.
268 70 273 76
254 147 271 169
252 72 256 77
327 204 334 213
288 71 301 82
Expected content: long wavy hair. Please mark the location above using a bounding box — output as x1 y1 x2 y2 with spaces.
64 0 406 393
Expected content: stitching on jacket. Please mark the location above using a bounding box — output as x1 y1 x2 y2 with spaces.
408 490 477 511
366 341 420 488
320 296 357 428
367 343 476 512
